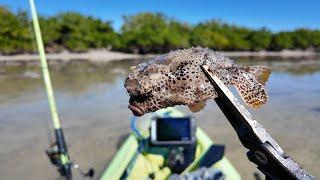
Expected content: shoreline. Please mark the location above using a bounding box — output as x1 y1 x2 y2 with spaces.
0 49 318 62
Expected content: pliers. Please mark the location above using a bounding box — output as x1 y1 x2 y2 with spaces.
201 65 316 180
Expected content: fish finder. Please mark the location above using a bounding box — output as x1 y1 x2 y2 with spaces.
150 117 196 145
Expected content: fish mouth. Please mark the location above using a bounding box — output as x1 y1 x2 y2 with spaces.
128 92 152 116
128 103 145 116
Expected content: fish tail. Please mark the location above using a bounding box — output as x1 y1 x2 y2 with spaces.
240 66 271 85
233 70 268 108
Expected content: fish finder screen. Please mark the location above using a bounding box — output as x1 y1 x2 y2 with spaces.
156 118 191 141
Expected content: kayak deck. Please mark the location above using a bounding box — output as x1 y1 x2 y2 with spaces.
101 108 241 180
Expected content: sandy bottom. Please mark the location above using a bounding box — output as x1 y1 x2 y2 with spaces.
0 57 319 179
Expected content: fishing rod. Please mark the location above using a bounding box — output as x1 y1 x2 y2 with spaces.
28 0 72 179
29 0 94 179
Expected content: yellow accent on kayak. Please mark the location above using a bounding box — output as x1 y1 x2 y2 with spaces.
127 154 171 180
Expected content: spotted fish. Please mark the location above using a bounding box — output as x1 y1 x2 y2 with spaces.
125 47 271 116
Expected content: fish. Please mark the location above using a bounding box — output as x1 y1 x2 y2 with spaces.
125 47 271 116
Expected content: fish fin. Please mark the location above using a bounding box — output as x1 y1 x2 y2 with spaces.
233 71 268 108
240 66 271 85
188 101 207 112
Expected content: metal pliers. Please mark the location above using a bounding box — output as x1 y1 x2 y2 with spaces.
201 65 316 180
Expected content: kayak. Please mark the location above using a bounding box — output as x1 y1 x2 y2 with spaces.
101 107 241 180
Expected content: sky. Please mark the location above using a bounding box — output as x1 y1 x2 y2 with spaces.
2 0 320 32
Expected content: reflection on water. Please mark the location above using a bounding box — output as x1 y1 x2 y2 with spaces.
0 57 319 179
1 58 320 101
0 59 141 100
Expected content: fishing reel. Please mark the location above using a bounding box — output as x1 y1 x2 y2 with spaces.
46 141 95 179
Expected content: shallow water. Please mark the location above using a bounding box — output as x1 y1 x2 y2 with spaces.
0 57 319 179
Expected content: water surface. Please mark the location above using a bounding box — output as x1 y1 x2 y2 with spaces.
0 57 319 179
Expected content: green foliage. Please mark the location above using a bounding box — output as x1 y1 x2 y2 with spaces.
41 12 117 52
271 29 320 50
0 6 33 54
191 21 230 50
291 29 313 49
120 13 168 53
164 21 191 50
246 28 272 51
311 30 320 47
191 21 254 51
270 32 294 50
0 7 319 55
39 16 61 51
119 13 193 53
